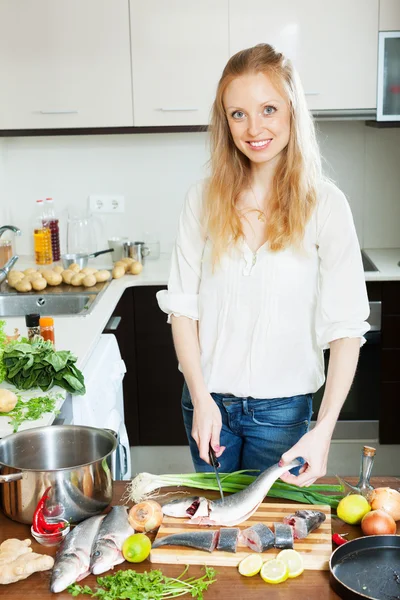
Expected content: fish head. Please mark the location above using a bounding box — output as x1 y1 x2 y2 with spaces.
90 539 121 575
50 554 82 594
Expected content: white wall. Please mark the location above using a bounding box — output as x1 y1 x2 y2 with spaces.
2 122 400 256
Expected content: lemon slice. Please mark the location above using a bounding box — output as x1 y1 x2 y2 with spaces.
238 554 263 576
276 549 304 578
260 558 289 584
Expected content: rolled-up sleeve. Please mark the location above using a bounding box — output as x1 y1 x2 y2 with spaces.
315 183 370 349
156 181 206 323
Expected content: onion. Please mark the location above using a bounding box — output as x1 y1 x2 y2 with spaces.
370 487 400 521
128 500 163 532
361 509 397 536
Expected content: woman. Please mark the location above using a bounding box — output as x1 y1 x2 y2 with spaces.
157 44 369 487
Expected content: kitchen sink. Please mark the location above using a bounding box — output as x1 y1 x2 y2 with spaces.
0 292 99 317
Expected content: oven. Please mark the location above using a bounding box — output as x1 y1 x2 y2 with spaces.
312 253 381 440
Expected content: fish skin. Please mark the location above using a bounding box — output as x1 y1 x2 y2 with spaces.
241 523 275 552
216 528 240 553
152 530 219 552
284 509 326 539
162 496 202 518
274 522 294 549
50 515 105 593
192 459 301 527
90 506 135 575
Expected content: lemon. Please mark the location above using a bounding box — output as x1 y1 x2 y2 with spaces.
238 554 263 576
122 533 151 563
277 549 304 578
260 558 289 584
336 494 371 525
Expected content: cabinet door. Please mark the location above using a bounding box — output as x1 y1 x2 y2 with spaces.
0 0 133 129
229 0 379 111
379 0 400 30
130 0 229 126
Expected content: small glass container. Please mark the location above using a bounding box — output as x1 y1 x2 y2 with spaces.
39 316 55 346
31 518 70 547
0 239 12 268
25 313 41 341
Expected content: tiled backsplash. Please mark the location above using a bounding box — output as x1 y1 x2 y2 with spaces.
1 121 400 256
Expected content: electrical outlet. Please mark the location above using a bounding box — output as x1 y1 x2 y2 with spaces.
89 195 125 213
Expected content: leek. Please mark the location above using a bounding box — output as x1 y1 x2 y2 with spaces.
127 471 344 509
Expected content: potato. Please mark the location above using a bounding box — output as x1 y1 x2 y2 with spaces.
7 271 24 287
130 261 143 275
37 267 48 274
53 265 64 274
71 273 85 286
23 268 37 276
120 257 134 265
95 269 111 283
0 389 18 412
112 266 125 279
42 271 62 286
69 263 81 273
61 269 75 284
81 267 97 275
31 277 47 291
29 271 44 281
15 277 32 292
82 274 96 287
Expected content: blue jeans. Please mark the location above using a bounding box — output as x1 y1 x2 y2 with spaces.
181 383 313 474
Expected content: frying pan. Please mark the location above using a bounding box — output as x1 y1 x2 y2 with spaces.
61 248 113 270
330 534 400 599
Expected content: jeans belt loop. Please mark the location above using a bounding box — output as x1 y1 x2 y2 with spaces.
242 398 249 415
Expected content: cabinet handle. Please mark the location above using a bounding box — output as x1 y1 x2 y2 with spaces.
304 92 320 96
156 107 199 112
39 110 79 114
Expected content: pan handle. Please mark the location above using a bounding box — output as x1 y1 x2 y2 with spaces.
88 249 114 259
0 472 24 483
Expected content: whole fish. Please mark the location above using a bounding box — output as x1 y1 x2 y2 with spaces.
90 506 135 575
190 459 301 526
152 530 219 552
50 514 105 593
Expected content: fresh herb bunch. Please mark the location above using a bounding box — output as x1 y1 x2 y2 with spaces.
68 566 217 600
3 337 85 395
0 320 8 383
0 393 61 432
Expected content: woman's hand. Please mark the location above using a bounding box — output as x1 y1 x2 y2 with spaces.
278 425 331 487
191 393 226 464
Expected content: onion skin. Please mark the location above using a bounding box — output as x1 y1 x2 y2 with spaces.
370 487 400 521
128 500 163 532
361 509 397 536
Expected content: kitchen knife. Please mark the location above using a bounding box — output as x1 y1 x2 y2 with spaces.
209 445 224 503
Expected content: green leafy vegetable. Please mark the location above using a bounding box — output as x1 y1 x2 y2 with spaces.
3 337 85 395
0 393 61 432
68 566 217 600
0 320 8 384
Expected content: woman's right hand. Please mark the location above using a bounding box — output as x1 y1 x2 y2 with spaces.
191 393 225 464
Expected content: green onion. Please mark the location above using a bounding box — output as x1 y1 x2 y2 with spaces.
126 471 344 508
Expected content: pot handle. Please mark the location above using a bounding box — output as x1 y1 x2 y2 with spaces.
0 472 24 483
104 428 118 439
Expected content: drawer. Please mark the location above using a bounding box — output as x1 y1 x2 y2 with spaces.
379 381 400 444
382 315 400 349
382 282 400 315
381 349 400 381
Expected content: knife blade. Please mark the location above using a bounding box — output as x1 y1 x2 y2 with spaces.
209 445 224 503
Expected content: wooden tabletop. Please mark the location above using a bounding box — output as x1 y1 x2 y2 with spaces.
1 476 399 599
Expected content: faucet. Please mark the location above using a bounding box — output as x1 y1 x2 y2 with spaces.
0 255 19 284
0 225 21 238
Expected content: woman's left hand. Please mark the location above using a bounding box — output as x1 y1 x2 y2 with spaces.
278 425 332 487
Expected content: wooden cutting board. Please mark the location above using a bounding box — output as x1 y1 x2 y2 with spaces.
150 502 332 570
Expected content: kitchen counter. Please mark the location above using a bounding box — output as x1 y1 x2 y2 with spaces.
363 248 400 281
1 476 399 599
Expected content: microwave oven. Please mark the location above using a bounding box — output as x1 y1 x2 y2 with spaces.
377 31 400 121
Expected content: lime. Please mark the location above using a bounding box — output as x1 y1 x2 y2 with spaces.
337 494 371 525
238 554 263 576
260 558 289 584
276 549 304 578
122 533 151 563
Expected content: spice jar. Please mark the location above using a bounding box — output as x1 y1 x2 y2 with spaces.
25 313 41 341
39 316 55 346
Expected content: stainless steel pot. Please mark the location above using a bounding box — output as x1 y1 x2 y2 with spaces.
61 248 114 270
0 425 117 524
123 241 150 264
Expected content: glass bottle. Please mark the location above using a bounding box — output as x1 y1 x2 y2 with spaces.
337 445 376 499
39 316 55 346
33 199 52 265
43 197 61 261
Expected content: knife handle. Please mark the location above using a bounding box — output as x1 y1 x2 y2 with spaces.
208 445 220 469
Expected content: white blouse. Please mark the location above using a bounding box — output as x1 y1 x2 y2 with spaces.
157 179 370 399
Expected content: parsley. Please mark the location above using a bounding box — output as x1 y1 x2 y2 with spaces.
0 393 61 432
68 566 217 600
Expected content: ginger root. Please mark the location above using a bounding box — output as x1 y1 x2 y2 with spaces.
0 538 54 585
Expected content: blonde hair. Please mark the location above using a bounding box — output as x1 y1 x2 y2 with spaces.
204 43 322 263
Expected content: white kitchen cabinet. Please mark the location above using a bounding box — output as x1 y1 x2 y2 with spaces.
130 0 229 126
0 0 133 129
229 0 379 112
379 0 400 30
